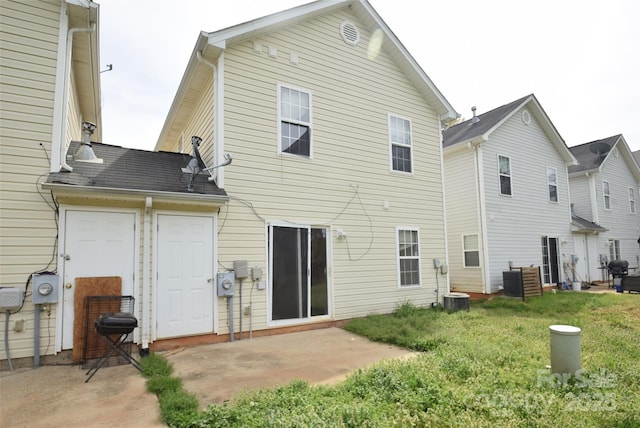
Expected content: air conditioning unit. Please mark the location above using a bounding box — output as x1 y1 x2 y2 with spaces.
0 288 24 311
443 292 470 312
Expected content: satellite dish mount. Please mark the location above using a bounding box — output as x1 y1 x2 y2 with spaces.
182 136 233 192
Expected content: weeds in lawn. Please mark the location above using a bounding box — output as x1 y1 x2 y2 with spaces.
144 292 640 427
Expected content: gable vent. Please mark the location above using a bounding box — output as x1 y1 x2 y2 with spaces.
340 21 360 46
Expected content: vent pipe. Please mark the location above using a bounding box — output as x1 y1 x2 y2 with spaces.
471 106 479 123
74 121 102 163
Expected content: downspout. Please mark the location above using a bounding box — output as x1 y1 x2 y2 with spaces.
58 23 97 172
141 196 152 354
473 142 491 294
438 116 450 298
196 50 225 187
587 172 599 225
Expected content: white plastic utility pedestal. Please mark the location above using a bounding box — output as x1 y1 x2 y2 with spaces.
549 324 581 375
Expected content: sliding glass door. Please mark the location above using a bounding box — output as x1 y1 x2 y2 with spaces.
269 225 328 322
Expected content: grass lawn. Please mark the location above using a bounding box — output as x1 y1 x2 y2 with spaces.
143 292 640 427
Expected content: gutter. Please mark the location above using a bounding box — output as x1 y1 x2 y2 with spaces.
59 23 96 172
41 182 229 204
196 50 226 186
472 142 491 294
438 115 451 298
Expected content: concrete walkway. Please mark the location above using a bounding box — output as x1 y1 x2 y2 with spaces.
1 328 414 427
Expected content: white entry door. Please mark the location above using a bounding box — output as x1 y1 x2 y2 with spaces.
62 210 136 349
156 215 214 338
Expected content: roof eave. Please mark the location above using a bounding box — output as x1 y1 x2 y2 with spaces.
68 1 102 140
42 182 229 206
155 0 458 150
353 0 457 121
612 135 640 183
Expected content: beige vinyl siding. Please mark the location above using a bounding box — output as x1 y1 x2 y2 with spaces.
481 109 574 291
0 0 63 361
443 148 484 292
160 72 214 163
213 9 446 329
66 69 83 142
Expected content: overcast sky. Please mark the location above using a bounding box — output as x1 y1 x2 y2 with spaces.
98 0 640 153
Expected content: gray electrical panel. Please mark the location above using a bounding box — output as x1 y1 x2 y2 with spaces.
233 260 249 279
217 271 235 296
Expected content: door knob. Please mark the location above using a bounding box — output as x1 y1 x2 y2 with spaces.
65 283 72 289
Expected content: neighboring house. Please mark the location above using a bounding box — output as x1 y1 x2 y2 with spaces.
152 0 457 348
442 95 578 294
0 0 102 364
568 135 640 282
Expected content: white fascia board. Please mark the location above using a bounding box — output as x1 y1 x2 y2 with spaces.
42 182 229 206
356 0 458 121
154 34 211 150
205 0 346 46
610 135 640 183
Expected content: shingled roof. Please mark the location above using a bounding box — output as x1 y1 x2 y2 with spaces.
443 95 531 148
571 214 607 234
567 135 622 174
45 142 228 200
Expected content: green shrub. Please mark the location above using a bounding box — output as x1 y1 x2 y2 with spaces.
158 389 199 427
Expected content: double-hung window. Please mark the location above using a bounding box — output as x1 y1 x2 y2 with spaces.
278 84 311 157
397 228 420 287
389 115 412 173
498 155 512 196
603 181 611 210
629 187 636 214
463 234 480 267
547 167 558 202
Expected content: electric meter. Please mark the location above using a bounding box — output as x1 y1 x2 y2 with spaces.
216 272 235 297
33 273 58 304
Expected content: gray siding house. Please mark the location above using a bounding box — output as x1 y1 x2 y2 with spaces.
443 94 578 294
568 135 640 282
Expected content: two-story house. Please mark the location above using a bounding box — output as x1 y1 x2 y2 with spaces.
442 94 578 294
151 0 458 349
568 135 640 282
3 0 458 366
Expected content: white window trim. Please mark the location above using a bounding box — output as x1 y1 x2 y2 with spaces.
498 154 512 196
462 234 480 268
609 238 621 261
396 226 421 288
603 180 611 210
277 82 313 158
547 166 558 203
388 113 414 175
629 187 636 214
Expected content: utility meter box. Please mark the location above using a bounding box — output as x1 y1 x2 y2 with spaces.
217 271 235 297
0 287 24 311
33 273 59 304
233 260 249 279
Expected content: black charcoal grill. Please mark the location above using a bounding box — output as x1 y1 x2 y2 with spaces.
608 260 629 278
607 260 629 290
95 312 138 335
85 298 141 382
